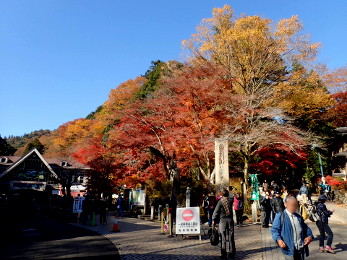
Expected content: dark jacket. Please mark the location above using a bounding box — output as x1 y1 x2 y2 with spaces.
272 197 285 213
260 196 272 211
208 196 217 210
317 202 333 223
271 211 314 257
212 197 234 221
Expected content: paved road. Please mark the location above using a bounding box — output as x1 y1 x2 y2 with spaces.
74 215 263 260
0 218 120 260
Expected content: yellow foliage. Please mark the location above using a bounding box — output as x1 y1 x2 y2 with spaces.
104 77 146 113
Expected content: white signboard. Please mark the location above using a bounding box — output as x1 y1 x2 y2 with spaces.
73 196 84 213
132 189 145 206
176 207 200 235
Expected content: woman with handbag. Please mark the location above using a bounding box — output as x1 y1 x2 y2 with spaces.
212 188 236 259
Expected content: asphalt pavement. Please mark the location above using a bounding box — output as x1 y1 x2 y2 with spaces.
0 217 120 260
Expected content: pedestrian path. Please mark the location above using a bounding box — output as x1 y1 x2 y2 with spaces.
73 198 347 260
73 215 263 259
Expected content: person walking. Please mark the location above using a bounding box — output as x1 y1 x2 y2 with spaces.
271 196 313 260
269 190 275 225
212 188 236 259
272 191 285 218
233 193 244 227
299 184 309 204
316 194 336 254
99 198 107 225
117 194 124 217
202 193 209 224
207 192 217 227
260 191 272 228
263 180 269 192
306 184 313 205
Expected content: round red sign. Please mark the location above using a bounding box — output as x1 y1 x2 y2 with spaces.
182 209 194 221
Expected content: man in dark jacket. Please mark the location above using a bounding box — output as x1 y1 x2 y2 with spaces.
260 191 272 228
272 191 285 218
212 188 235 259
316 194 335 253
271 196 313 259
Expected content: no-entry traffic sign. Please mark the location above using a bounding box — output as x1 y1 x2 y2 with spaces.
176 207 200 235
182 209 194 221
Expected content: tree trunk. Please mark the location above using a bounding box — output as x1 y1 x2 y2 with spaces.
66 185 72 197
243 157 249 197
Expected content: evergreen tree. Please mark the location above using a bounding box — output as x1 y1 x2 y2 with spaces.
0 136 16 155
23 138 45 155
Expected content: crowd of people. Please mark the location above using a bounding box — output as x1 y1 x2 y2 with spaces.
200 177 337 259
258 178 337 259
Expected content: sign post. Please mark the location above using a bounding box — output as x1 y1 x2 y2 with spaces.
176 207 201 239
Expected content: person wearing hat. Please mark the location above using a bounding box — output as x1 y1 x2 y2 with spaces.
316 194 335 253
272 191 285 219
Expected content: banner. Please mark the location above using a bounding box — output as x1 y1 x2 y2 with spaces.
250 174 260 200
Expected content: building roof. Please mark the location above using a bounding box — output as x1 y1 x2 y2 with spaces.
0 149 90 179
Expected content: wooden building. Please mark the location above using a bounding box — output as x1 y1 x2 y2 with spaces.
332 127 347 180
0 148 90 197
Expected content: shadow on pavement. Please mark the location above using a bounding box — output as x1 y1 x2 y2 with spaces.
0 218 120 260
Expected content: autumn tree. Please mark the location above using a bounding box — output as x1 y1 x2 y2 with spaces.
326 91 347 128
323 65 347 93
182 5 327 193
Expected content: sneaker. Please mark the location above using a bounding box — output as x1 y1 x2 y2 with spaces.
325 246 336 254
319 246 325 253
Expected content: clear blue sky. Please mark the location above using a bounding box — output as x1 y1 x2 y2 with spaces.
1 0 346 137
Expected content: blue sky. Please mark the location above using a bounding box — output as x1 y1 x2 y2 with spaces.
1 0 347 137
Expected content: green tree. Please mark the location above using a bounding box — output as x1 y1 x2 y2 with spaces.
135 60 165 99
0 136 16 155
23 138 45 155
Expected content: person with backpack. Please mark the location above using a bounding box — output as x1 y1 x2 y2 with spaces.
271 196 313 260
212 188 236 259
233 193 244 227
316 194 335 254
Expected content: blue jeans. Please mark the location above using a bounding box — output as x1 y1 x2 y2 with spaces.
208 208 214 226
316 221 333 247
